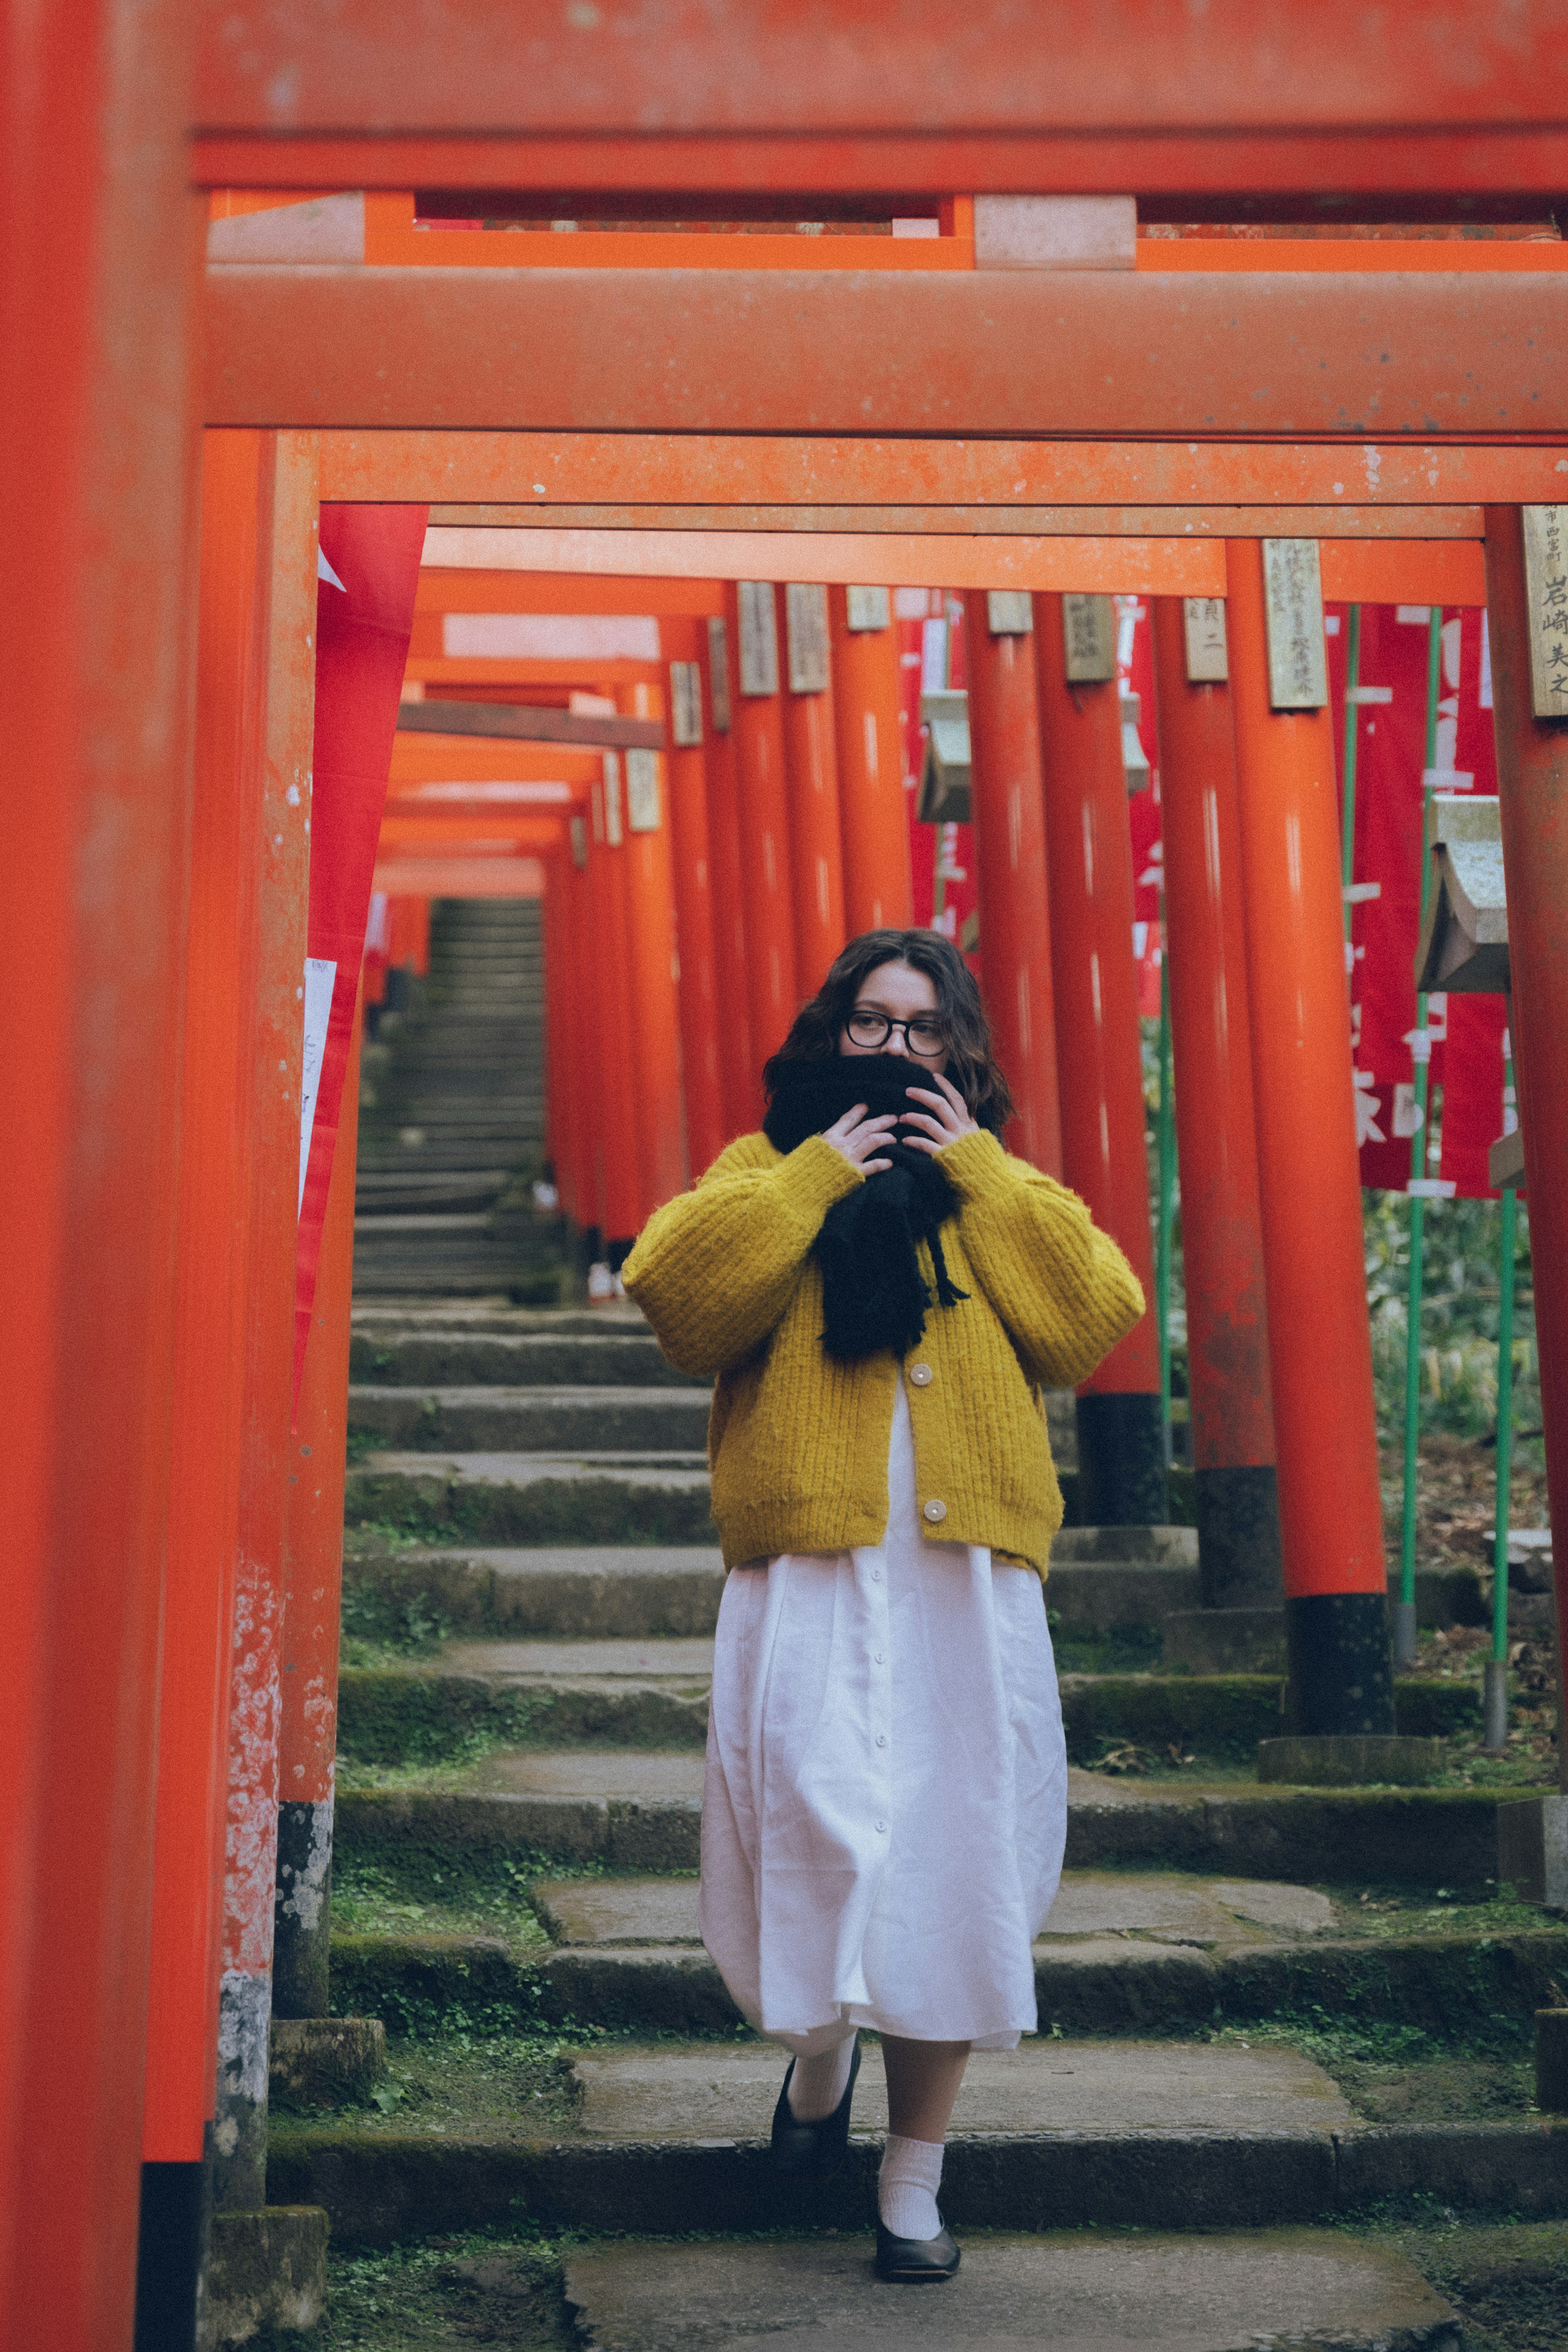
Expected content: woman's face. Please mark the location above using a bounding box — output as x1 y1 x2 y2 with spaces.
838 960 947 1074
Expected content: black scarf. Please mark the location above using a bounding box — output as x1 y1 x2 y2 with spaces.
763 1054 994 1361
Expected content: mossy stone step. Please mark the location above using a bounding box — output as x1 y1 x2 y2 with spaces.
348 1384 713 1453
348 1328 707 1389
335 1652 1481 1765
344 1453 717 1546
335 1771 1513 1885
560 2232 1459 2352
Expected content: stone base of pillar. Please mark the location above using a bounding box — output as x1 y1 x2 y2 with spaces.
273 1799 334 2019
203 2207 328 2350
135 2147 213 2352
269 2016 386 2107
1194 1463 1283 1609
1536 2008 1568 2111
1497 1792 1568 1910
1074 1392 1167 1526
1282 1590 1396 1736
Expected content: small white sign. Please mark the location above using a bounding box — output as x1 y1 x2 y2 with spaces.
1522 505 1568 717
846 584 891 632
298 956 337 1215
987 589 1033 637
625 747 662 833
737 582 780 696
1062 594 1116 681
785 582 830 692
1262 540 1328 709
603 751 624 846
707 616 732 731
1181 597 1228 683
669 661 703 746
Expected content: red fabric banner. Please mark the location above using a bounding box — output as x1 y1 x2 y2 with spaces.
293 504 428 1401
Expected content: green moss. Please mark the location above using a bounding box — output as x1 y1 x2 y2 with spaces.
343 1469 717 1547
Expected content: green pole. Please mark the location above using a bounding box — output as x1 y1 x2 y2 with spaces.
1394 609 1444 1666
1484 1043 1518 1749
1156 914 1175 1463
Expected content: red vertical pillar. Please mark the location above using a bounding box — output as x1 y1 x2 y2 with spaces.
727 581 798 1066
960 593 1063 1175
700 612 758 1134
1 4 200 2339
619 683 688 1217
1227 540 1393 1737
593 755 643 1247
214 430 318 2204
564 809 606 1238
829 584 914 936
1482 505 1568 1792
1151 596 1283 1604
542 855 575 1206
273 985 363 2016
1035 591 1163 1523
665 640 728 1176
779 582 848 998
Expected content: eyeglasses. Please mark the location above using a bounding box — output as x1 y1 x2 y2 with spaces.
844 1009 947 1057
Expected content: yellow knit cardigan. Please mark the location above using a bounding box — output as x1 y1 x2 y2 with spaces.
622 1125 1145 1579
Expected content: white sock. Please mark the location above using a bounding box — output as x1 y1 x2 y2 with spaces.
786 2034 856 2123
878 2132 944 2240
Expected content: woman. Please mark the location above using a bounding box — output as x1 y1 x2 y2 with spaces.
622 930 1143 2282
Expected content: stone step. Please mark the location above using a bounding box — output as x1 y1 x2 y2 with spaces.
347 1384 714 1453
268 2027 1568 2243
347 1328 706 1389
344 1453 717 1546
326 1868 1568 2041
557 2233 1459 2352
336 1651 1477 1764
334 1768 1509 1884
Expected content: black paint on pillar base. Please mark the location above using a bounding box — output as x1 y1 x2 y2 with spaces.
1075 1392 1168 1527
1284 1591 1397 1737
1196 1463 1285 1610
134 2137 213 2352
274 1798 333 2019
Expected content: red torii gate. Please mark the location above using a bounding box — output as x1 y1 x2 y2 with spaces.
10 9 1568 2345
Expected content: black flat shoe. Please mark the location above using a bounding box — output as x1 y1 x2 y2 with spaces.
875 2220 962 2282
769 2040 861 2178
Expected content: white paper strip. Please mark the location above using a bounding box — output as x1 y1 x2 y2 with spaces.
298 956 337 1216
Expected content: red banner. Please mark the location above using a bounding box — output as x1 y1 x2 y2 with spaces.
293 504 428 1402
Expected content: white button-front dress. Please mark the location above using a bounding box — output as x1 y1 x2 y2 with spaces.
699 1372 1069 2055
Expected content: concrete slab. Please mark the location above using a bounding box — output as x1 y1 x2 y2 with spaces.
532 1872 1334 1954
349 1384 713 1451
562 2232 1459 2352
439 1636 715 1681
537 1879 704 1946
570 2038 1352 2143
475 1750 706 1801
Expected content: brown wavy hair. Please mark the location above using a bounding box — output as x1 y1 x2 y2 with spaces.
763 928 1015 1130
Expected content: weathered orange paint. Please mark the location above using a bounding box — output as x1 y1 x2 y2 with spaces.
619 684 688 1217
203 266 1568 439
427 501 1485 542
145 430 271 2170
1033 593 1158 1394
1317 539 1487 606
590 760 644 1243
1149 597 1277 1472
390 732 600 785
1481 505 1568 1785
779 587 848 1001
661 622 728 1181
191 1 1568 197
1140 238 1568 273
416 567 728 616
281 983 363 1814
699 617 758 1137
829 586 913 936
1225 540 1385 1601
363 192 975 273
960 594 1062 1177
320 431 1568 513
726 584 799 1070
379 816 567 848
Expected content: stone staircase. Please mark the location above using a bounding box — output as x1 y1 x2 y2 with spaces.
353 899 560 1299
275 1300 1568 2348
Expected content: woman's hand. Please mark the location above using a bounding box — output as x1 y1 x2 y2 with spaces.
823 1103 898 1176
900 1070 980 1156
